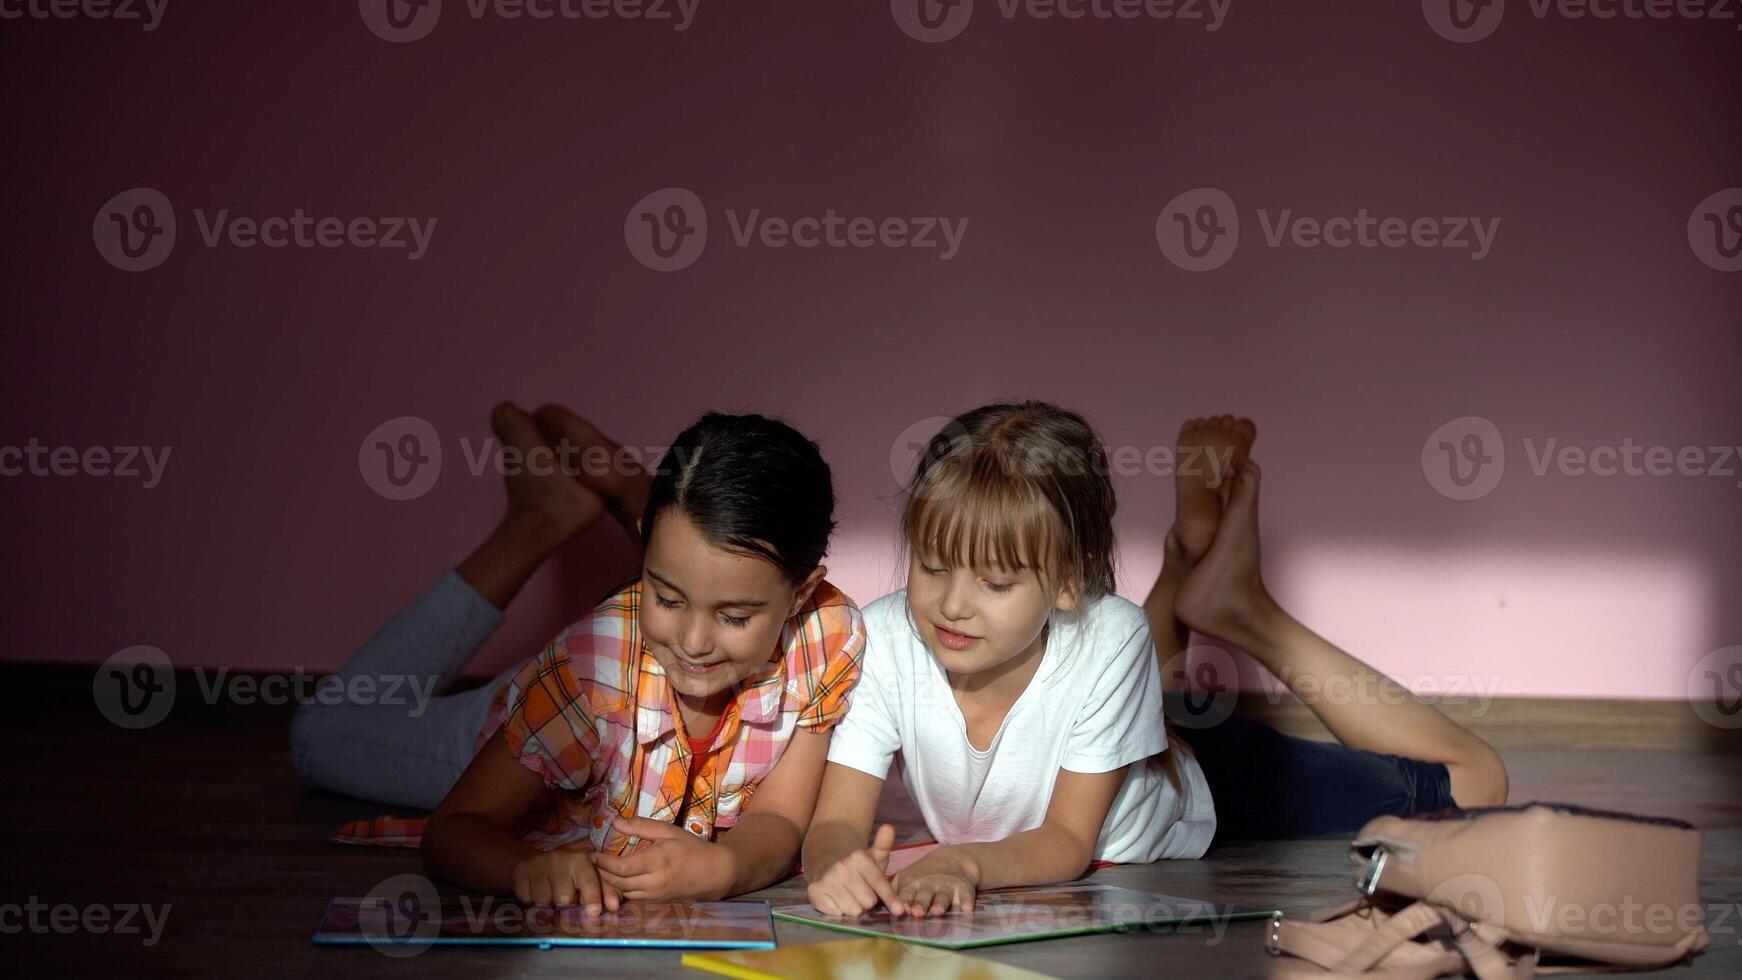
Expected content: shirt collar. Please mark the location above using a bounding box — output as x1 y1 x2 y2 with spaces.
633 642 788 746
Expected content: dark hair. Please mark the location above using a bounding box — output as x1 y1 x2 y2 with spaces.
639 412 837 585
900 401 1118 601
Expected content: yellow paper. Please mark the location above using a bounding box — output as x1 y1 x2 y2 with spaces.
682 936 1056 979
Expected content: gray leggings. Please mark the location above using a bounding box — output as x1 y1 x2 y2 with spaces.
289 571 521 810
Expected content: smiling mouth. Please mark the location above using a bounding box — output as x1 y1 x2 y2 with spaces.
673 656 725 675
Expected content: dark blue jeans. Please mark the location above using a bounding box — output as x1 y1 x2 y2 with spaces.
1165 693 1457 843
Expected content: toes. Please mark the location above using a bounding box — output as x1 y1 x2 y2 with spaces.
492 401 544 448
1231 459 1262 503
1234 417 1257 444
490 400 523 436
533 404 601 445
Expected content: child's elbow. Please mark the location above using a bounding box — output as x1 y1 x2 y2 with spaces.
1051 830 1097 880
420 814 456 877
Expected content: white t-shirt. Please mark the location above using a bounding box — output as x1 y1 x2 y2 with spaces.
827 589 1216 863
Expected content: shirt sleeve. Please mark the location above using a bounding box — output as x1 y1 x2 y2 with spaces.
1059 611 1170 774
824 616 905 779
496 636 601 792
792 601 868 733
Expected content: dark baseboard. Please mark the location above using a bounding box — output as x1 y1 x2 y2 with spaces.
1233 692 1742 753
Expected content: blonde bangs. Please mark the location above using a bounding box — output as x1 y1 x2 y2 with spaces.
900 452 1067 585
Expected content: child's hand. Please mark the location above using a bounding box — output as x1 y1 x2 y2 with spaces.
511 844 621 913
805 823 906 917
893 846 980 916
591 815 736 901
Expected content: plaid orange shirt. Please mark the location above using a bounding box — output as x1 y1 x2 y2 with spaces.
334 579 865 851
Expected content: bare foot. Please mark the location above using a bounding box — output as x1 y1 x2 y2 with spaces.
1172 415 1257 564
532 404 652 538
492 401 608 549
1174 458 1277 648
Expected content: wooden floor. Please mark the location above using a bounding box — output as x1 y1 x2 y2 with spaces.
5 667 1740 978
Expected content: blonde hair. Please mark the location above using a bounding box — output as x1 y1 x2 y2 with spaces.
898 401 1117 601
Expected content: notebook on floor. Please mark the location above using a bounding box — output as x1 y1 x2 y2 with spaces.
772 883 1276 950
313 895 777 949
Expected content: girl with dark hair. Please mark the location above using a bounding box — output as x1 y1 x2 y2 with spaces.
291 402 865 912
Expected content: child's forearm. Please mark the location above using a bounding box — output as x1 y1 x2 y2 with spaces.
948 824 1094 891
715 813 805 896
422 812 543 894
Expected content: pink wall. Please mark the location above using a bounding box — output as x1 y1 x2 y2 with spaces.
3 2 1738 699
